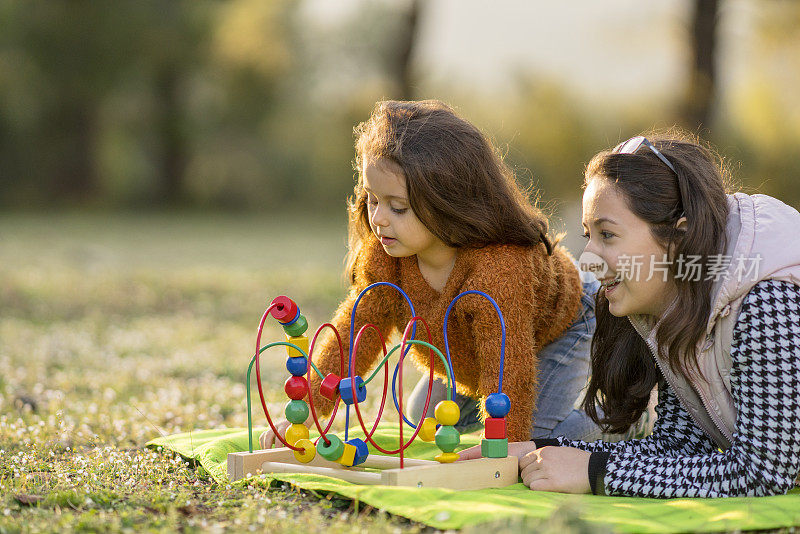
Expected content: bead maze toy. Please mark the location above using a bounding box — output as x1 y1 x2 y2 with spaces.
227 283 519 490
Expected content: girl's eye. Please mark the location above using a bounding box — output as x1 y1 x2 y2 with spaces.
582 230 614 240
391 207 408 214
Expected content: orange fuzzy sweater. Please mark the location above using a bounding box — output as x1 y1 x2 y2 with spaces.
308 233 583 441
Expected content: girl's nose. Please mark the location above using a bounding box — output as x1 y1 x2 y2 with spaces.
582 239 599 256
579 245 611 279
370 204 389 228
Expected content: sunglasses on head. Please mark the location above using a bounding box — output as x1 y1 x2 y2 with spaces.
613 136 677 175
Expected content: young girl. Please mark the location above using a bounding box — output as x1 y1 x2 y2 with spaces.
261 99 609 448
463 134 800 498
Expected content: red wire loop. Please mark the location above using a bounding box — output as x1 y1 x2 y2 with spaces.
306 322 346 446
349 324 390 440
254 304 301 451
254 299 439 467
350 317 435 467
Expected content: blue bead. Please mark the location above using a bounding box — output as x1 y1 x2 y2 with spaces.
485 393 511 418
346 438 369 466
339 376 366 405
286 356 308 376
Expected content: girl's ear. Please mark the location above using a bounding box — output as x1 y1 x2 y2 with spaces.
667 216 688 260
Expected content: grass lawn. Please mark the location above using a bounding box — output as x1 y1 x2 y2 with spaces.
0 211 592 533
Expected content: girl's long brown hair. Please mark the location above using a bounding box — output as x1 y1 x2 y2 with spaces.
581 133 730 433
347 100 552 280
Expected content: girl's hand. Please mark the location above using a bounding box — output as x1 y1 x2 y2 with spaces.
259 414 316 449
259 419 291 449
457 440 539 461
519 446 592 493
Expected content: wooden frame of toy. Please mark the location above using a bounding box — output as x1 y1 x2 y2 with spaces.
227 282 519 490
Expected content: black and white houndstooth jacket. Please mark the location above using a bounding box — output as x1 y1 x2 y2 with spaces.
553 279 800 498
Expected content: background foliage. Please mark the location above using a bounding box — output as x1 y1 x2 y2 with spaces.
2 0 799 212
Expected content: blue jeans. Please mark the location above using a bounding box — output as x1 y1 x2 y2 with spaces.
407 273 606 441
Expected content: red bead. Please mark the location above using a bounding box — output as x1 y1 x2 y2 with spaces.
270 296 298 324
484 417 506 439
284 375 308 400
319 373 341 401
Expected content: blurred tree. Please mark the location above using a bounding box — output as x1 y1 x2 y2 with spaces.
681 0 720 132
142 1 210 206
0 1 200 205
391 0 422 100
243 0 420 211
0 0 294 208
185 0 293 208
0 2 140 203
496 80 602 204
723 0 800 207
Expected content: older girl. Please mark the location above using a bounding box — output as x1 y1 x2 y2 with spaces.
463 134 800 498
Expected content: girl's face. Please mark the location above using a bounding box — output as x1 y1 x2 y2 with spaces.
581 176 676 318
362 157 449 263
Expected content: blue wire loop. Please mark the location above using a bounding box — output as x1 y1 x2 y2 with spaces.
246 286 507 448
346 282 416 440
348 286 507 432
443 290 507 396
390 339 454 428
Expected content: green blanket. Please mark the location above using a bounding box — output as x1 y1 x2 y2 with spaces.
147 426 800 532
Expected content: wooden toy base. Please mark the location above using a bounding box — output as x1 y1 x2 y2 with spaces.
228 448 519 490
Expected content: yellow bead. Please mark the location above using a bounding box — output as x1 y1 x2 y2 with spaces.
285 334 309 359
284 423 309 446
293 439 316 463
337 443 357 466
418 417 438 442
434 400 460 426
435 452 459 463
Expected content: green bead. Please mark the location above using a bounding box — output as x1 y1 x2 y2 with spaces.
282 314 308 337
316 434 345 461
434 425 460 453
285 400 309 424
480 438 508 458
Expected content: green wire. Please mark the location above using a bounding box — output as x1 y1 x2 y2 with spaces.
245 341 325 453
361 339 453 400
245 339 455 452
362 344 400 384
